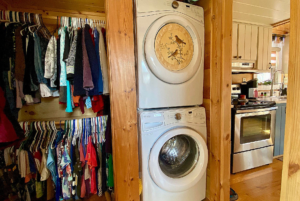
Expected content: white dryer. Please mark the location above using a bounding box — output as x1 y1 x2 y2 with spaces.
136 0 204 109
138 107 208 201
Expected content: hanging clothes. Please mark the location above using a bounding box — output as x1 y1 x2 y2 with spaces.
66 30 78 81
73 29 86 96
84 24 99 96
94 28 103 94
0 89 19 141
98 27 109 95
44 36 57 88
59 27 67 87
14 26 26 109
33 32 48 84
82 27 94 92
59 28 67 103
23 32 39 95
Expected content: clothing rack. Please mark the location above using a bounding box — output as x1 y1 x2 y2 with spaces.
0 9 106 24
0 9 106 34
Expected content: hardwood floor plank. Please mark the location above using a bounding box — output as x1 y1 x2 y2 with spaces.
230 159 283 201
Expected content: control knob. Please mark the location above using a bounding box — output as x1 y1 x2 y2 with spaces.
175 113 181 120
172 1 179 9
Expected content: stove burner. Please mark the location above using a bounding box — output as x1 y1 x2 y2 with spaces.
232 99 276 110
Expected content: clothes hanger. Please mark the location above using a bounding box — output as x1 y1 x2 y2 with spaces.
50 121 57 149
39 122 47 150
43 121 53 152
29 122 37 152
36 122 44 152
31 122 41 152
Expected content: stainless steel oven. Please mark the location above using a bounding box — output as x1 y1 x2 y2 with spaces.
232 106 277 173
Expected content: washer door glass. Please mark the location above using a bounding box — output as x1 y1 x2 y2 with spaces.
159 135 199 178
149 128 208 192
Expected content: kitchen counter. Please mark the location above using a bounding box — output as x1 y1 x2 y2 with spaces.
257 97 287 104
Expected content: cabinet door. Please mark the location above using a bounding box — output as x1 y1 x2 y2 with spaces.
267 28 272 69
238 24 245 60
244 24 252 60
232 23 238 60
279 105 286 155
263 27 270 70
250 25 258 61
274 105 282 156
257 26 264 70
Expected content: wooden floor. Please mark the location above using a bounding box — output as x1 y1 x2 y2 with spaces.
230 159 283 201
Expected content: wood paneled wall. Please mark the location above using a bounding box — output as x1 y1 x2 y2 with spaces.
106 0 140 201
280 0 300 200
197 0 232 200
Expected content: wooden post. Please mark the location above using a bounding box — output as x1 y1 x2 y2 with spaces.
106 0 140 201
209 0 232 200
280 1 300 200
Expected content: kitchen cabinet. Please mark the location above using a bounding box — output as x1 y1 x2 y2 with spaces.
274 103 286 156
232 22 272 72
257 27 273 71
232 23 259 61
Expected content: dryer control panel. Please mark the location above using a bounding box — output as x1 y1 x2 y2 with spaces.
140 107 206 132
136 0 204 22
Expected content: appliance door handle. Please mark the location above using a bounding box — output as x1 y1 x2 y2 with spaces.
236 107 278 114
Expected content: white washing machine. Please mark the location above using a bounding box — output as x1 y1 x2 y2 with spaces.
136 0 205 109
138 107 208 201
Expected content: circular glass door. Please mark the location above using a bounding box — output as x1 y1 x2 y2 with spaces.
144 15 202 84
159 135 199 178
149 128 208 192
155 23 194 72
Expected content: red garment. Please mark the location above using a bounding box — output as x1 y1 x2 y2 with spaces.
80 175 86 198
85 136 97 194
80 142 85 167
92 95 104 113
0 88 19 143
79 97 85 114
89 28 95 46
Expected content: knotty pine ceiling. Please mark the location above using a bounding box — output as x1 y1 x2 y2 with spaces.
6 0 105 14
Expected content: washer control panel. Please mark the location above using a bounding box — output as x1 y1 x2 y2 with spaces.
140 107 206 131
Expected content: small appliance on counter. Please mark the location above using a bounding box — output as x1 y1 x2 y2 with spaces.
231 84 277 173
241 79 259 99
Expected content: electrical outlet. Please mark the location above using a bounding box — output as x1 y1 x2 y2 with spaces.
242 78 246 82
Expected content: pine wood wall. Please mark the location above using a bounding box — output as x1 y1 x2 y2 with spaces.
197 0 232 200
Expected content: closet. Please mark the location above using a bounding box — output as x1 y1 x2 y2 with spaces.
0 0 116 200
0 0 234 201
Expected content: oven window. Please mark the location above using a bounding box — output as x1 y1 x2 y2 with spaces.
240 114 271 144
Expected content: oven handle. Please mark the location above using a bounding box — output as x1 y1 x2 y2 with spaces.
236 107 278 114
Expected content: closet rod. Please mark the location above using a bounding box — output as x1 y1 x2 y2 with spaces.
19 117 107 126
0 9 106 23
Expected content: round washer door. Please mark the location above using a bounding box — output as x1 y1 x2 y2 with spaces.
144 15 202 84
149 128 208 192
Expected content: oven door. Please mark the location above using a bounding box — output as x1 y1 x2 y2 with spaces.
234 107 277 153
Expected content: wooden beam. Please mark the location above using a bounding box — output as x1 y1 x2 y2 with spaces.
209 0 232 200
280 1 300 200
272 19 290 28
106 0 140 201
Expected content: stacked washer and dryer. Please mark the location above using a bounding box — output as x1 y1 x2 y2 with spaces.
136 0 208 200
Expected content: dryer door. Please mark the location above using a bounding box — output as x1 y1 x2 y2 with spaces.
149 128 208 192
144 15 203 84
